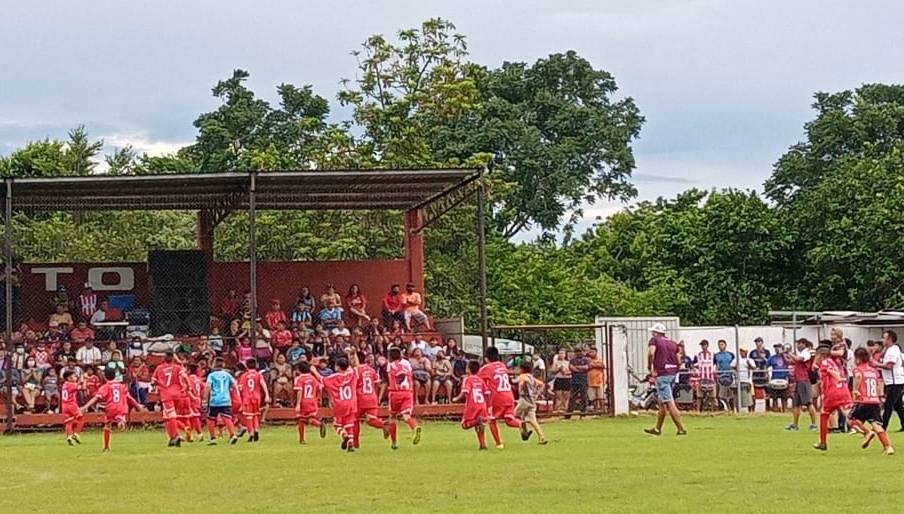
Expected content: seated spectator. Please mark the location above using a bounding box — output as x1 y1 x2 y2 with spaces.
20 357 42 412
264 299 287 331
388 319 405 338
272 320 293 354
380 284 404 328
76 340 102 367
446 337 459 356
101 341 118 363
320 284 341 311
128 356 151 405
219 289 240 324
51 284 70 311
269 353 293 406
47 322 68 344
11 344 28 370
410 348 433 405
0 365 21 404
290 301 312 329
296 286 316 316
311 334 326 357
317 357 333 377
364 316 384 344
48 303 74 330
69 320 96 345
32 342 52 372
319 301 344 331
401 282 431 331
42 366 60 413
236 336 254 363
345 284 370 326
451 350 468 394
61 357 83 379
126 337 145 360
287 339 306 365
82 367 101 410
89 299 109 326
105 350 127 382
432 351 453 404
330 319 351 338
409 335 427 356
193 338 215 361
208 327 225 355
424 337 441 361
227 318 248 351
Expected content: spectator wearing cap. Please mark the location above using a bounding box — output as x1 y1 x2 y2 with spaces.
786 338 818 431
735 347 756 412
767 343 790 412
644 323 686 436
264 299 287 331
401 282 431 332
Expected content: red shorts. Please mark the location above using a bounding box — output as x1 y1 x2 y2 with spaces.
160 399 178 420
489 399 516 421
242 400 261 417
461 405 488 428
62 405 83 422
358 406 379 419
332 405 356 427
389 392 413 415
297 401 319 419
105 410 127 425
190 401 202 417
822 396 852 414
175 397 192 418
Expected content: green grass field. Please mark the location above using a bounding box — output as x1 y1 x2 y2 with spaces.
0 415 900 513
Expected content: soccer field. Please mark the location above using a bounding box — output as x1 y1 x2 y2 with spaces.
0 416 899 513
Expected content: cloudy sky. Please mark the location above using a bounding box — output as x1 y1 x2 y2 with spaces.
2 0 902 236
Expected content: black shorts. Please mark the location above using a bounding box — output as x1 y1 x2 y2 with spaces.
850 404 882 425
553 378 571 391
208 405 233 419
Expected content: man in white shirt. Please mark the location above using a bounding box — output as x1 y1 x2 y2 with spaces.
735 347 757 413
880 330 904 431
75 340 102 367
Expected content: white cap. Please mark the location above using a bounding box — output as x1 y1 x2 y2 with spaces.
648 322 667 334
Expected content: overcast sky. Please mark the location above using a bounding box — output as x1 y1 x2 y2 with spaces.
2 0 902 237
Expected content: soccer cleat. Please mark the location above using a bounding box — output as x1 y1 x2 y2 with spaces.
644 428 662 436
67 437 74 446
229 435 238 445
72 434 81 444
175 437 182 448
676 430 687 436
785 424 799 431
862 433 876 449
521 430 533 442
341 435 350 451
479 445 488 451
299 440 306 445
320 421 327 439
167 437 180 448
254 432 260 442
236 427 247 438
495 444 505 450
813 443 828 451
538 440 549 445
347 445 355 453
884 446 895 456
412 426 422 446
247 434 255 443
102 448 111 453
207 439 218 446
391 442 398 450
808 424 818 432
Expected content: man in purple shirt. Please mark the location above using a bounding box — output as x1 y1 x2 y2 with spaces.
645 323 687 436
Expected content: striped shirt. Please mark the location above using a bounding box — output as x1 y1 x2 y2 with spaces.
695 351 715 381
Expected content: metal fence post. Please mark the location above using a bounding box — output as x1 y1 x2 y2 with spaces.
248 172 257 343
4 178 13 433
735 324 741 414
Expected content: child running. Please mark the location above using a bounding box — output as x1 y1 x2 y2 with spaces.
516 361 548 445
453 360 489 450
80 368 143 452
293 360 327 444
61 370 84 445
850 347 894 455
814 342 852 451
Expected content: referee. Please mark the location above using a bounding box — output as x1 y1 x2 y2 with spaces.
879 330 904 431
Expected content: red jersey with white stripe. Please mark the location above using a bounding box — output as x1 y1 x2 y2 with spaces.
461 375 488 409
388 360 414 395
188 374 205 408
322 369 358 413
854 363 881 405
477 361 514 404
355 365 379 409
152 362 188 401
820 358 852 406
240 370 266 405
294 374 322 403
61 381 80 410
95 382 137 415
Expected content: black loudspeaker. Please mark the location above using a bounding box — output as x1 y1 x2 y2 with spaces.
148 250 209 336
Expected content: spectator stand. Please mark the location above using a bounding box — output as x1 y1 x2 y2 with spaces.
1 169 489 432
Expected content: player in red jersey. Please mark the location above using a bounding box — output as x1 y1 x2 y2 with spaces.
240 358 270 442
293 360 327 444
151 351 190 447
230 362 247 437
814 342 853 451
350 351 388 448
387 347 422 449
319 357 359 452
850 347 895 455
453 360 489 450
61 370 85 445
80 368 143 452
477 346 522 449
185 364 206 442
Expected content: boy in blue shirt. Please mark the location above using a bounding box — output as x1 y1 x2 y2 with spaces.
205 357 239 446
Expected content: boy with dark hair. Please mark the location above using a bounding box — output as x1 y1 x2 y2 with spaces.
240 358 270 442
517 361 548 445
293 360 327 444
61 370 84 445
80 368 142 452
205 357 239 445
814 343 852 451
453 360 489 450
319 357 359 452
478 346 521 449
850 347 894 455
386 347 421 449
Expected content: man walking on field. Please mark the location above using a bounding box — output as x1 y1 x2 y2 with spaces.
644 323 687 436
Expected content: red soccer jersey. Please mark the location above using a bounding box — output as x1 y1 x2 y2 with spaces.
188 374 205 407
241 370 267 405
84 375 101 398
294 374 322 403
461 375 488 409
477 361 515 403
355 365 380 408
61 381 80 410
96 382 137 414
387 360 414 394
854 363 881 405
322 369 358 412
152 363 188 401
819 358 851 405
